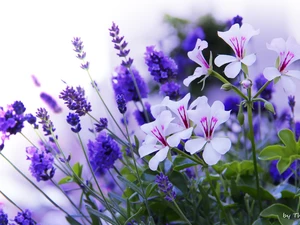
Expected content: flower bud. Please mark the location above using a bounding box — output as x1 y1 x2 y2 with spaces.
241 79 252 89
264 101 275 114
221 83 232 91
237 103 244 125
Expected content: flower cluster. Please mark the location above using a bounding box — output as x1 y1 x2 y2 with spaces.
155 173 176 202
72 37 89 69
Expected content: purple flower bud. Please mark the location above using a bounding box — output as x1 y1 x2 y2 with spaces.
40 92 62 113
116 94 127 114
155 172 176 201
95 118 108 132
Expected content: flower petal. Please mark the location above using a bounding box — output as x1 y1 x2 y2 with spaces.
189 95 208 110
241 54 256 66
183 67 207 87
139 143 159 158
202 143 222 165
214 55 237 67
224 61 241 79
217 24 240 51
185 137 206 154
281 76 296 94
188 39 210 68
211 101 230 128
210 137 231 154
266 38 286 55
286 70 300 80
286 37 300 63
167 127 193 147
240 23 260 46
263 67 281 81
148 146 169 171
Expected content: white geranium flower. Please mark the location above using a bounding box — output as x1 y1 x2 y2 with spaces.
139 110 181 171
263 37 300 94
184 39 211 87
215 23 259 78
185 98 231 165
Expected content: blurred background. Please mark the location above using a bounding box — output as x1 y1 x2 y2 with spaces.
1 0 300 224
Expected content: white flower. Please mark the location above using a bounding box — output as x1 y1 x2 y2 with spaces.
215 23 259 78
139 110 181 171
263 37 300 94
184 39 211 87
185 98 231 165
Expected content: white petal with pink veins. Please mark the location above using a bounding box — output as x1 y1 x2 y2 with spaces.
214 55 237 67
263 67 281 81
185 137 207 154
203 143 222 165
210 137 231 154
188 39 209 67
148 146 169 171
240 23 260 46
183 67 207 87
224 61 241 78
241 54 256 66
281 76 296 94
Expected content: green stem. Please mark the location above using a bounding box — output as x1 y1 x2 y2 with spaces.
0 153 77 222
246 100 262 211
211 70 247 100
253 80 272 98
204 167 231 225
122 114 152 218
0 190 23 211
172 147 203 165
172 200 192 225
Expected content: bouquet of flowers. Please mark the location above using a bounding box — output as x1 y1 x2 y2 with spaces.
1 14 300 225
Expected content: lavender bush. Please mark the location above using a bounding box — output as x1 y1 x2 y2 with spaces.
1 15 300 225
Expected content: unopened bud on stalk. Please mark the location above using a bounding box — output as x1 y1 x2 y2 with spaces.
241 79 252 89
264 101 275 114
221 83 232 91
237 103 244 125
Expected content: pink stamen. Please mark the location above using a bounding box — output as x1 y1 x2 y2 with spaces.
151 126 168 146
229 36 246 58
200 116 218 140
279 51 295 72
177 105 189 128
196 52 210 69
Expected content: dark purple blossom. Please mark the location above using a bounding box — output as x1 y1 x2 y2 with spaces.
254 74 274 101
26 146 55 182
66 113 81 133
223 96 240 115
182 27 205 51
160 81 181 100
269 160 300 184
12 101 26 115
133 102 155 126
95 118 108 132
288 95 296 113
116 94 127 114
112 65 148 102
155 172 176 202
109 22 133 67
40 92 62 113
36 108 55 136
81 61 90 70
144 46 178 84
0 209 8 225
59 86 92 116
14 209 37 225
295 122 300 141
88 132 121 174
231 15 243 27
185 168 196 179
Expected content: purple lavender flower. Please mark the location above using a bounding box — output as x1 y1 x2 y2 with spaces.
223 96 240 115
31 75 41 87
71 37 89 70
12 101 26 115
95 118 108 132
254 74 274 101
295 122 300 141
14 209 36 225
40 92 62 113
66 113 81 133
160 81 181 100
231 15 243 27
144 46 178 84
59 86 91 116
182 27 205 51
0 209 8 225
155 172 176 202
112 65 148 102
88 132 121 174
116 94 127 114
185 168 195 179
109 22 133 67
288 95 296 113
269 160 300 184
26 146 55 182
133 102 155 126
36 108 55 136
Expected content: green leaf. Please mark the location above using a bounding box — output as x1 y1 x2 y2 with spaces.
277 158 292 174
86 206 118 225
145 182 157 197
260 203 295 225
259 145 286 160
134 135 140 151
252 218 272 225
124 207 144 224
169 171 188 194
141 169 158 182
65 216 82 225
58 176 73 185
278 129 296 154
72 162 83 178
173 156 198 171
117 175 144 196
